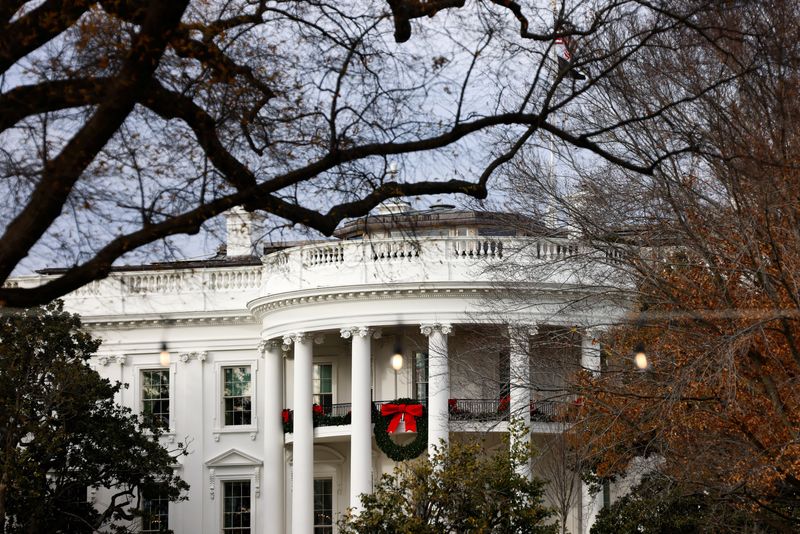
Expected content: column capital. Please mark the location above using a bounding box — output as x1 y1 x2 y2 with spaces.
508 322 540 337
420 323 452 336
584 327 604 342
178 351 207 363
97 354 126 366
258 339 283 356
282 332 311 351
340 326 382 339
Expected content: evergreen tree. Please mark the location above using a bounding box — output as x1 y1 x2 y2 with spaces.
339 436 556 534
0 302 188 533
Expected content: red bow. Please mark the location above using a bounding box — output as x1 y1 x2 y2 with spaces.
381 403 423 433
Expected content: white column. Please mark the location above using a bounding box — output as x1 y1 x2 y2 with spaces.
420 323 451 455
288 333 313 534
260 339 285 534
582 328 602 374
509 324 533 479
341 327 375 512
176 352 204 533
581 482 602 534
581 327 602 533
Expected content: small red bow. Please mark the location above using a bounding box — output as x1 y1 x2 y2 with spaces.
381 403 423 433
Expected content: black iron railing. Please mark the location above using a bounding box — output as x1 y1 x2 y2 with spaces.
448 398 574 423
448 398 504 421
322 402 352 418
283 398 575 433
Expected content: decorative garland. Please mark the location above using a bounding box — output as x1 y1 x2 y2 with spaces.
282 405 352 433
373 398 427 461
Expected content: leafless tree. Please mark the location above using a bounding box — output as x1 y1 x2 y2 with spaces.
491 0 800 527
0 0 733 308
534 426 590 534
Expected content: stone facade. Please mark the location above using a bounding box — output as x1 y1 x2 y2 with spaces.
12 207 624 534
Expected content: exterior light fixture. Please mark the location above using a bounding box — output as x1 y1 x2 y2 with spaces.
391 347 404 398
633 343 648 370
390 352 404 371
159 342 171 367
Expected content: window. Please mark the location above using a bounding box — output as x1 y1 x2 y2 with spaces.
223 367 252 426
312 364 333 412
413 352 428 401
314 478 333 534
223 481 251 534
57 484 91 533
141 369 170 428
497 352 510 398
529 326 581 398
141 490 169 533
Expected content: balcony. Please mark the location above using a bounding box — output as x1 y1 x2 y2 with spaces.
448 398 574 423
281 398 578 434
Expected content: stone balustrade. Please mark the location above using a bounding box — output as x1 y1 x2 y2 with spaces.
6 236 623 320
263 236 619 295
9 265 264 319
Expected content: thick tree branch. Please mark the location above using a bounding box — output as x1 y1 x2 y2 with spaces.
0 0 92 74
0 0 190 282
386 0 466 42
0 78 108 133
0 176 485 307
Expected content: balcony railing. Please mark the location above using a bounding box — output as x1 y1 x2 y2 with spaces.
448 398 572 423
262 236 626 296
283 398 576 433
323 402 352 417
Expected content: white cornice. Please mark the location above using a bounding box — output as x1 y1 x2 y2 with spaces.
81 310 256 329
248 282 502 320
247 281 621 320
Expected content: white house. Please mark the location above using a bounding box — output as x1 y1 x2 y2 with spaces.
14 203 624 534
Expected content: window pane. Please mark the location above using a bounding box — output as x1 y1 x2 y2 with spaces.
223 481 251 534
314 478 333 533
318 364 332 381
414 352 428 401
141 369 169 428
312 364 334 411
313 364 333 394
224 367 252 396
142 489 169 533
223 367 252 426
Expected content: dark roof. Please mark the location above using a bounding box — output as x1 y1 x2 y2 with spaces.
35 238 341 276
334 208 546 239
36 254 264 275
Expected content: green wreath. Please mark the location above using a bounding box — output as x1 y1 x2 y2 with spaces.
373 398 427 461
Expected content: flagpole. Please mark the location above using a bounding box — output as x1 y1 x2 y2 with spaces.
546 0 558 231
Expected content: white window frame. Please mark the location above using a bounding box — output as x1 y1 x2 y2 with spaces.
206 450 262 534
213 360 259 437
132 362 177 439
220 478 254 534
313 475 336 534
140 487 171 534
311 361 337 408
412 351 428 402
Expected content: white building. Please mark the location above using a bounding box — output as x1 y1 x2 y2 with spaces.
15 203 624 534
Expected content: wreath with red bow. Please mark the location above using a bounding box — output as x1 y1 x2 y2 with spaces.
373 398 427 461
